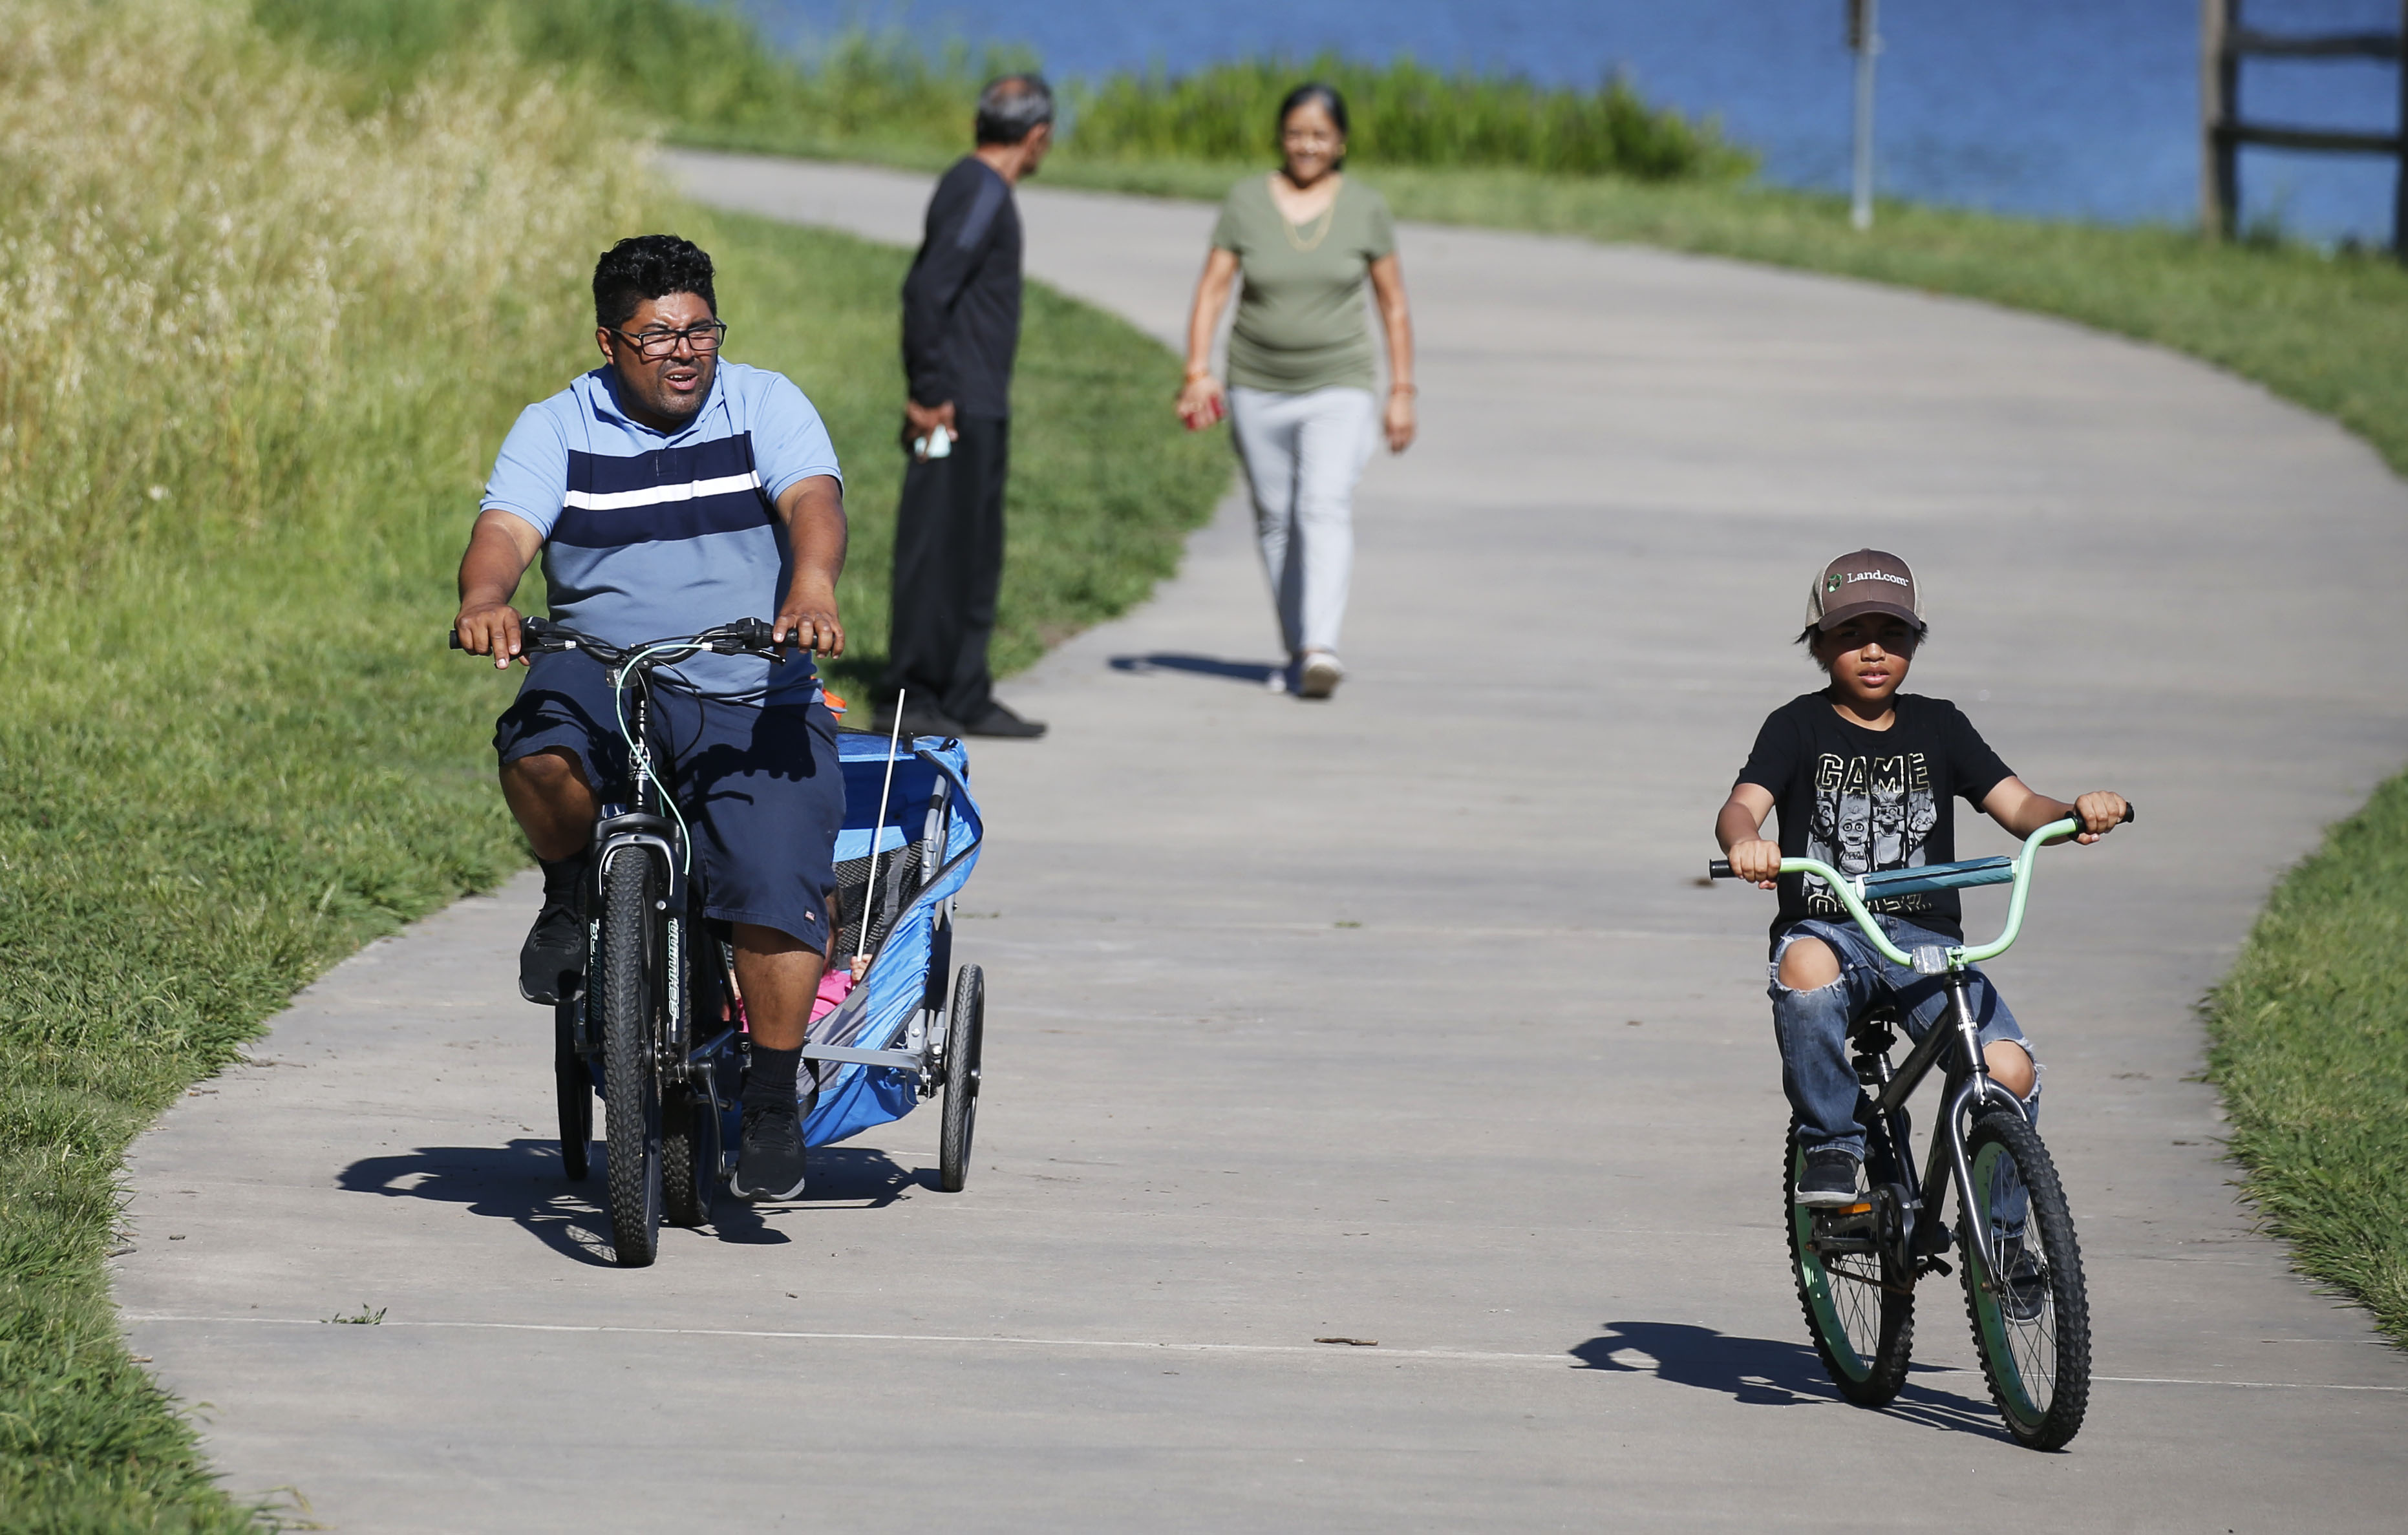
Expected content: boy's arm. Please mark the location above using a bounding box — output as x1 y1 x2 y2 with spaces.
1716 783 1780 889
1979 777 2130 845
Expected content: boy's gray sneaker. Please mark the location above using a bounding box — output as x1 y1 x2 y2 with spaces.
1795 1149 1862 1207
729 1106 807 1202
1998 1237 2049 1321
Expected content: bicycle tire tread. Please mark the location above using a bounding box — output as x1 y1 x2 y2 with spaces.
1785 1122 1914 1406
1959 1110 2092 1449
601 857 661 1267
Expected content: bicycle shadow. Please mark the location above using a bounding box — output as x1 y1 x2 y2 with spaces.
338 1139 934 1265
340 1139 621 1267
1572 1320 2008 1439
1108 652 1284 687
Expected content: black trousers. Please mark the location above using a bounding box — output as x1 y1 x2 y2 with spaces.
883 414 1008 724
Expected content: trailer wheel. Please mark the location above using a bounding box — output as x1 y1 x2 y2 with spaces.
939 964 984 1192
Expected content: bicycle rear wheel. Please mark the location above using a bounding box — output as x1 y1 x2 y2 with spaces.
661 1088 719 1229
598 851 664 1267
1959 1108 2091 1449
938 964 984 1193
1785 1124 1913 1406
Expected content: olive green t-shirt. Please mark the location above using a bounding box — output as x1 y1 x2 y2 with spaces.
1211 175 1396 394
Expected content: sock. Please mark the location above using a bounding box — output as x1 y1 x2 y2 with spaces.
744 1043 803 1115
539 851 588 908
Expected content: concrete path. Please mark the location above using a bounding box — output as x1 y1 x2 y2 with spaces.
120 153 2408 1530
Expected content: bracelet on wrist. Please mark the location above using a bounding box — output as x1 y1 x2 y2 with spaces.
1390 383 1418 396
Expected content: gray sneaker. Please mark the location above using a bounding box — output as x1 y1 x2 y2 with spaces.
1795 1149 1862 1207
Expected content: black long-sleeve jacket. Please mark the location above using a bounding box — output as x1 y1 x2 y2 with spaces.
900 157 1022 418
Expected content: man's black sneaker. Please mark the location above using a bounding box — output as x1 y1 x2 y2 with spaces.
1795 1149 1862 1207
518 854 588 1006
1998 1237 2049 1322
961 701 1047 739
874 701 968 739
729 1106 808 1202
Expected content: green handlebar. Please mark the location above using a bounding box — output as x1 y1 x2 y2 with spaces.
1774 816 2089 971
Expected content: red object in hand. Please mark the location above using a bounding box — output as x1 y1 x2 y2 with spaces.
1181 396 1224 432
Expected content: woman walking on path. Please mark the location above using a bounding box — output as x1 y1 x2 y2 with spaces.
1177 83 1416 700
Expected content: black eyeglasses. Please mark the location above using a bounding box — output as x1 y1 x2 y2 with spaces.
607 320 727 359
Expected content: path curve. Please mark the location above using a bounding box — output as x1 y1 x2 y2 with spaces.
118 153 2408 1530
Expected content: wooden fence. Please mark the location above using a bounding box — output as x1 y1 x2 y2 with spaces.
2201 0 2408 249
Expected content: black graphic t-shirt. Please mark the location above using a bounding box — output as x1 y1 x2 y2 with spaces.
1735 692 2014 952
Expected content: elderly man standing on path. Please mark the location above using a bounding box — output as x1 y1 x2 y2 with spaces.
879 74 1054 740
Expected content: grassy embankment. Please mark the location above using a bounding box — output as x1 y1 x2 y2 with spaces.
260 0 2408 1344
0 0 1222 1525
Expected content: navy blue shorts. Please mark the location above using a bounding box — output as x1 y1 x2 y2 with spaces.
493 650 844 953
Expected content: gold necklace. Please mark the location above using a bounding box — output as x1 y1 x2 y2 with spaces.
1277 178 1339 253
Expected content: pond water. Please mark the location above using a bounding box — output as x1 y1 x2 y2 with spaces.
744 0 2405 243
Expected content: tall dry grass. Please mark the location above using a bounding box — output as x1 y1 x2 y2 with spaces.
0 0 652 606
0 0 653 1522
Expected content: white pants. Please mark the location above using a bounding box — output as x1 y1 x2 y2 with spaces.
1228 385 1378 657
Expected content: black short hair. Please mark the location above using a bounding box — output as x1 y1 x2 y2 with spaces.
593 234 716 331
975 73 1055 145
1277 81 1351 167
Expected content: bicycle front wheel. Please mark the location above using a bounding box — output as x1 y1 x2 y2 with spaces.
598 851 664 1267
1785 1124 1913 1406
1959 1108 2091 1449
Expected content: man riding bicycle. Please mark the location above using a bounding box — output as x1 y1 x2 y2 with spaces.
453 234 844 1202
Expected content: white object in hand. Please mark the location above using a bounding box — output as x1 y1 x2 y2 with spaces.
914 425 954 460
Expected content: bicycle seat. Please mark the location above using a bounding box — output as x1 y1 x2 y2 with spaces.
1848 1001 1902 1050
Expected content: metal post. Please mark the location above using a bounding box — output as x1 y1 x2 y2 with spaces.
1849 0 1881 231
2202 0 2240 237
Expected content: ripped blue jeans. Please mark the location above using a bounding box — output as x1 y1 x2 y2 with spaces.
1769 915 2040 1165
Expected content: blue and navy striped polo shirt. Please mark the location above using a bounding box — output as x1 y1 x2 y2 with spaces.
481 361 843 702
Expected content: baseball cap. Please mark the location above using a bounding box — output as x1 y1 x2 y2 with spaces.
1806 549 1926 633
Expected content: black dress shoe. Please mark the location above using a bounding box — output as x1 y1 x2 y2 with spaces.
876 702 968 739
961 701 1047 739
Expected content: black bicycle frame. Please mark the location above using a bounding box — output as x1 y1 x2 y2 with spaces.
571 645 748 1116
1848 969 2030 1276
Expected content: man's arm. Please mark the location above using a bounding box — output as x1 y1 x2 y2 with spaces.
1979 777 2129 843
454 509 546 669
772 474 846 656
900 168 999 412
1718 783 1781 889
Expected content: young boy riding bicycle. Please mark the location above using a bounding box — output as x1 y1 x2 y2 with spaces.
1715 549 2128 1207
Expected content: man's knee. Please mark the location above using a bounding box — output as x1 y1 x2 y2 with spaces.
1777 936 1842 991
503 746 588 798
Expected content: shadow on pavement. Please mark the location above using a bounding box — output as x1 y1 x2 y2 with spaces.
340 1139 618 1266
789 1143 931 1206
1108 652 1283 687
1572 1320 2006 1439
337 1139 934 1264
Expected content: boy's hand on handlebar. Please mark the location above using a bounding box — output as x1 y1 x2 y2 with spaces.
774 581 844 657
1727 838 1784 889
455 602 526 669
2069 792 2129 844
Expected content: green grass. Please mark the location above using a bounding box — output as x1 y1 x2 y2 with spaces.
254 1 1742 181
0 1 1222 1525
2206 773 2408 1345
